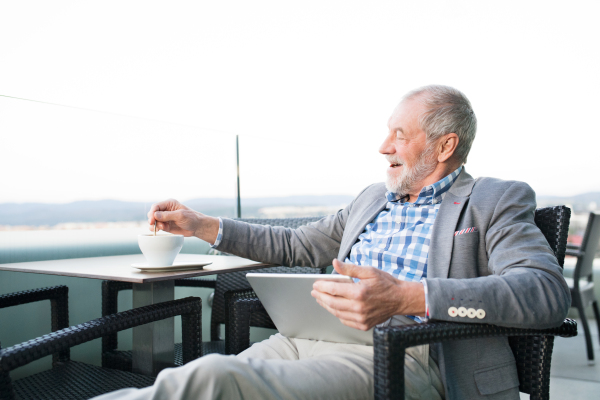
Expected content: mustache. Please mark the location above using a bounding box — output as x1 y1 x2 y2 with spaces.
385 156 404 165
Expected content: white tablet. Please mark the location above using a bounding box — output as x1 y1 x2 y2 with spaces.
246 273 373 345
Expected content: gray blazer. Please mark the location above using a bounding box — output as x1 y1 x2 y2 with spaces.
216 170 571 400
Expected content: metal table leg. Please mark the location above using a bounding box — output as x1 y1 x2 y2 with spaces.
132 280 175 376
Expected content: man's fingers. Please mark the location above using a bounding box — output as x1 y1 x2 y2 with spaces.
148 204 158 223
154 211 179 222
148 201 170 223
312 293 372 331
332 259 377 279
151 211 180 233
147 199 183 224
312 280 355 298
311 290 359 313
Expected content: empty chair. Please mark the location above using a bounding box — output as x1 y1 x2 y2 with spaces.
0 285 202 400
565 211 600 362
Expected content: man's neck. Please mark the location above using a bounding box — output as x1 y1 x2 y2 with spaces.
406 163 462 203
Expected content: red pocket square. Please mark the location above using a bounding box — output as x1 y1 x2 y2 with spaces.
454 227 478 236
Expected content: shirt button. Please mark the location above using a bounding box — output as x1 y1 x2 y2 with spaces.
457 307 468 317
467 308 477 318
476 309 486 319
448 307 458 317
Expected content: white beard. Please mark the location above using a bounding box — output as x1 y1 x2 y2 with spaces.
385 145 438 197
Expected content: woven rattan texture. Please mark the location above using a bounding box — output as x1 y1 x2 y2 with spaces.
0 286 70 365
101 278 215 371
372 205 574 400
533 206 571 268
225 289 270 355
101 217 325 371
510 205 571 397
0 297 201 400
12 361 155 400
372 319 577 400
210 217 325 339
106 340 226 370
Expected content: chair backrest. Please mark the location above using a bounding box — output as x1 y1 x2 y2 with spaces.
209 217 325 341
533 205 571 268
574 212 600 282
510 205 571 397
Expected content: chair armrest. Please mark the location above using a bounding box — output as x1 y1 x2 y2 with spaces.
372 319 577 400
0 296 202 373
174 277 217 289
0 286 70 364
0 285 67 311
566 244 580 250
225 289 272 355
565 249 584 257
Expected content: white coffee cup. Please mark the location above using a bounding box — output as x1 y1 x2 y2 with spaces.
138 234 185 267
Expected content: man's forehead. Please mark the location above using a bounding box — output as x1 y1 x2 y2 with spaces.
387 98 425 131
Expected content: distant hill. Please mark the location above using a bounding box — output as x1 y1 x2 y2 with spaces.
537 192 600 213
1 192 597 227
0 196 354 227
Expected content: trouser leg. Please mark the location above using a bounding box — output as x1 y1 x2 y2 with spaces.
404 343 445 400
92 332 444 400
91 334 372 400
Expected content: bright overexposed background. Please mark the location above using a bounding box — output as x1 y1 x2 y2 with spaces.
1 0 599 205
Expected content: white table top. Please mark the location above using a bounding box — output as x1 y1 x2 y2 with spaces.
0 254 271 283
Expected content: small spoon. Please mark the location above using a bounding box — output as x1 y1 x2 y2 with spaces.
154 221 157 236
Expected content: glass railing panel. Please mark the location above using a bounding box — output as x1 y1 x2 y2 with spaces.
235 135 386 218
0 96 238 263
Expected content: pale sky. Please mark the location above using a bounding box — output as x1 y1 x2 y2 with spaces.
1 1 599 204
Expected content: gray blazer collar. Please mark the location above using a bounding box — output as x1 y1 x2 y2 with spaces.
447 168 476 197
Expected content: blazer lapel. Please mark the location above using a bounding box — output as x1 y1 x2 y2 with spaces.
338 196 387 260
428 170 476 279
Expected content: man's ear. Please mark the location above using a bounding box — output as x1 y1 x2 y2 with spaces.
437 133 459 163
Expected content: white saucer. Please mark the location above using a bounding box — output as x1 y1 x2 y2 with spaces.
131 261 212 272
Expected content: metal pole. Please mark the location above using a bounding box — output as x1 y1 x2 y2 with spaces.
236 135 242 218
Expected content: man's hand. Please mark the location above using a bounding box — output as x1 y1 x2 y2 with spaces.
147 199 219 243
311 259 426 331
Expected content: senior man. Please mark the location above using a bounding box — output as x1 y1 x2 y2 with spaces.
95 85 570 400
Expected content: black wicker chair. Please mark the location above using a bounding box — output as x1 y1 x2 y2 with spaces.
0 292 202 400
102 217 326 371
226 206 578 400
564 211 600 362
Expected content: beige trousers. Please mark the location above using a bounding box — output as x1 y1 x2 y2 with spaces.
93 331 444 400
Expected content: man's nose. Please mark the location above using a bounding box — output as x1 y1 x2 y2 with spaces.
379 135 394 155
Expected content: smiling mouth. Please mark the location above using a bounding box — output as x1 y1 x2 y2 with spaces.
390 163 402 168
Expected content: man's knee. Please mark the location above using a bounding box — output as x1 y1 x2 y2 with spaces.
185 353 241 382
184 354 245 398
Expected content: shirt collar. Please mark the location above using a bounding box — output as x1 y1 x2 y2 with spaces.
385 165 463 205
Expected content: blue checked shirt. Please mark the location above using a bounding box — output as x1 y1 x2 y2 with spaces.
212 166 463 322
346 165 463 322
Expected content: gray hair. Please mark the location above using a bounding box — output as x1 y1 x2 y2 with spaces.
403 85 477 164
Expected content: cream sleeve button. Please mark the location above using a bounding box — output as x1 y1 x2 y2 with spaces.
457 307 468 317
448 307 458 317
467 308 477 318
476 309 486 319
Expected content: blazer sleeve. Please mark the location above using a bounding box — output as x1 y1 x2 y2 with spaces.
425 181 571 329
213 185 373 268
